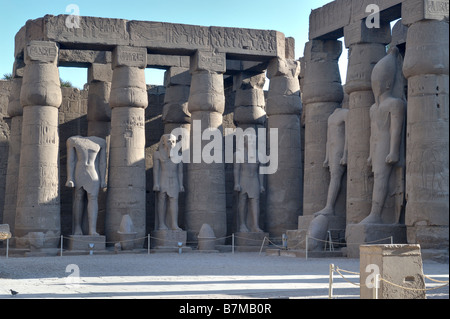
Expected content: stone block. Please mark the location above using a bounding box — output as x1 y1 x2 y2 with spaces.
67 235 106 251
343 20 392 47
346 223 407 258
190 51 226 73
112 46 147 69
88 63 113 83
309 0 352 40
24 41 59 64
234 232 268 247
359 244 426 299
59 50 112 66
402 0 449 25
164 67 191 86
151 230 187 248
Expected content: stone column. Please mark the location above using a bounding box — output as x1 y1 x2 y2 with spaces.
15 41 62 248
185 50 227 244
87 63 112 138
106 46 148 247
2 74 23 236
344 21 391 224
301 40 344 217
402 1 449 259
86 63 112 236
265 57 303 239
163 66 191 134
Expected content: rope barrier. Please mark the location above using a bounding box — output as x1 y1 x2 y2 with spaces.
329 263 449 299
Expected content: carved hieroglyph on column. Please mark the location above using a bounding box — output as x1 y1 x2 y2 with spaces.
2 75 23 236
402 0 449 252
185 50 227 244
106 46 148 247
266 57 302 239
301 40 344 217
344 20 392 224
15 41 62 248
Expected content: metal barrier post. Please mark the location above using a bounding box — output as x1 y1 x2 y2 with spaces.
6 238 9 259
329 264 334 299
232 233 235 254
60 235 63 257
373 274 380 299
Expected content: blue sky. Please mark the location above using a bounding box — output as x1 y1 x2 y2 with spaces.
0 0 346 88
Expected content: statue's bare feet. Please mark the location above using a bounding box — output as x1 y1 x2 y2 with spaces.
314 207 334 217
360 213 382 225
74 227 83 236
158 224 169 231
89 231 100 236
239 225 250 233
251 227 263 233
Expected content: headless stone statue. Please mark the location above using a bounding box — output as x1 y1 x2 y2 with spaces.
234 135 265 233
153 134 184 230
308 102 348 250
314 106 349 217
66 136 107 236
361 47 406 224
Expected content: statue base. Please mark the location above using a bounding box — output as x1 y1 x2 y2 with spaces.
235 232 268 249
151 230 187 249
67 235 106 251
345 223 407 258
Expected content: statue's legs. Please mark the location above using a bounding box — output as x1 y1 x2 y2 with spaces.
248 198 263 233
86 192 99 236
167 196 181 231
73 188 85 235
238 192 249 232
361 165 393 224
314 167 345 217
157 192 168 230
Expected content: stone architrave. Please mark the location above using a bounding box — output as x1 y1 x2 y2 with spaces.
265 57 303 240
185 50 227 244
106 46 148 247
2 76 23 236
402 4 449 258
15 41 62 249
344 21 391 225
65 136 107 236
301 40 344 217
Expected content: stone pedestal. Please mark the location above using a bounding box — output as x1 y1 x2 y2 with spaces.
235 232 268 247
360 244 426 299
346 223 407 258
67 235 106 251
151 230 187 248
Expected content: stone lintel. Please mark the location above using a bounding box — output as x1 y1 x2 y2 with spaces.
344 20 392 48
18 15 284 60
402 0 449 25
112 46 147 69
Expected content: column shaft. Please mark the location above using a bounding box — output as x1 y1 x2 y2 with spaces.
106 46 148 247
15 41 62 248
266 58 302 239
403 19 449 250
185 51 227 244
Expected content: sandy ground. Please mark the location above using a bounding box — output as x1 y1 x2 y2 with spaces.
0 252 448 300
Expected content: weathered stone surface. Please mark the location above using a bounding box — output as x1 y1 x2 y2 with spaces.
309 0 352 40
402 0 449 25
359 244 426 299
151 230 187 248
67 235 106 251
343 20 391 48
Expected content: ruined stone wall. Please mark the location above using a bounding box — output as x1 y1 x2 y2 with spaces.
0 80 12 224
